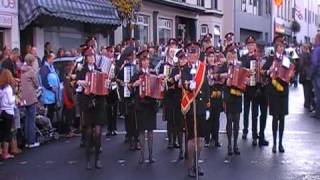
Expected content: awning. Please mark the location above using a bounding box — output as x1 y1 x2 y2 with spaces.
19 0 121 30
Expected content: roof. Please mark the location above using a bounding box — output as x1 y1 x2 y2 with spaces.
19 0 121 30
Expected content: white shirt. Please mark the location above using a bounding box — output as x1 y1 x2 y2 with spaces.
0 85 16 115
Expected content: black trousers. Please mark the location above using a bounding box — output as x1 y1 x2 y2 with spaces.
0 111 13 142
243 90 268 139
45 103 56 122
302 80 314 109
124 99 138 141
62 107 75 134
107 102 118 132
205 111 220 143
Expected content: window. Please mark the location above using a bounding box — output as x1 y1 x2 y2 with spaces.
242 0 260 16
158 18 173 45
212 0 218 10
134 15 149 44
200 24 209 40
213 25 221 47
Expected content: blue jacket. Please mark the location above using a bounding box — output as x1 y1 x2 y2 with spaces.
39 62 60 105
311 44 320 79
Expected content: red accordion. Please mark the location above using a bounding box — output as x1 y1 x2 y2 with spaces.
270 60 295 83
139 74 164 100
227 65 250 91
84 71 109 96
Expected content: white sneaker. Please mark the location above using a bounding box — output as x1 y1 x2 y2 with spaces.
29 142 40 148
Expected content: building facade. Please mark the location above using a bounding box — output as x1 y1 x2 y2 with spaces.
198 0 224 46
114 0 206 45
272 0 319 44
234 0 273 44
19 0 120 58
0 0 19 50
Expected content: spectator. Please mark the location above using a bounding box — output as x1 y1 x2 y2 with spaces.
62 62 76 137
311 33 320 119
39 53 60 124
44 42 53 58
30 47 42 70
299 44 314 111
57 48 65 58
21 54 40 148
2 48 20 78
0 69 16 159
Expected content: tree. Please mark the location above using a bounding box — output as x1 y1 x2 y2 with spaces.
111 0 142 27
291 20 301 34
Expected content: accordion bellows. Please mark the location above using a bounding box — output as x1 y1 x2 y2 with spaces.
140 74 164 100
84 72 109 96
270 61 295 84
227 66 250 92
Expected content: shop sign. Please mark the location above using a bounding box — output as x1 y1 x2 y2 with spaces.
0 0 17 14
0 14 11 27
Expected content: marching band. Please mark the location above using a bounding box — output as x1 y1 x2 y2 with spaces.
70 33 295 177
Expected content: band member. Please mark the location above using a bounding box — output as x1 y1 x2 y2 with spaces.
240 36 269 146
159 39 178 149
76 47 106 170
131 50 160 164
98 46 119 136
116 46 140 150
264 36 293 153
164 49 186 159
205 46 224 147
200 33 213 62
181 42 210 177
223 43 244 156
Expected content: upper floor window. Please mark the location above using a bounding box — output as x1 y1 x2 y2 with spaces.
241 0 261 16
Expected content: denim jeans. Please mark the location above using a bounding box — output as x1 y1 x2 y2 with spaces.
24 103 37 144
313 77 320 117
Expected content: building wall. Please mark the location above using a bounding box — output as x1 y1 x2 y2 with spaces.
222 0 234 39
114 0 200 45
234 0 272 43
295 0 319 43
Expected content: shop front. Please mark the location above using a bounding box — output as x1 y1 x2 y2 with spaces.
0 0 19 50
19 0 120 58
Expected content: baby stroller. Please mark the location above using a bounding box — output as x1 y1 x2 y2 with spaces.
35 103 60 144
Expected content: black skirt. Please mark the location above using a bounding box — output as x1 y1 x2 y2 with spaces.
268 95 288 116
164 105 183 129
82 95 107 126
136 97 157 131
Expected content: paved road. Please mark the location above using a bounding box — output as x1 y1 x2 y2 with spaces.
1 86 320 180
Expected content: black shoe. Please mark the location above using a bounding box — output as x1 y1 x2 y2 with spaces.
135 142 141 150
178 151 184 160
215 142 222 147
196 166 204 176
234 147 240 155
242 133 247 140
138 155 144 164
188 168 196 178
167 143 174 149
259 139 269 146
112 131 117 136
80 140 86 148
173 143 180 149
86 161 93 170
252 139 258 146
95 159 102 169
272 145 277 153
228 146 233 156
105 132 112 137
279 144 285 153
148 157 155 163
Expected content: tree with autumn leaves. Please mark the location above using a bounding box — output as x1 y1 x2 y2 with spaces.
111 0 142 26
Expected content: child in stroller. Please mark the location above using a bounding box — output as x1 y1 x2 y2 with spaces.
35 103 59 144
